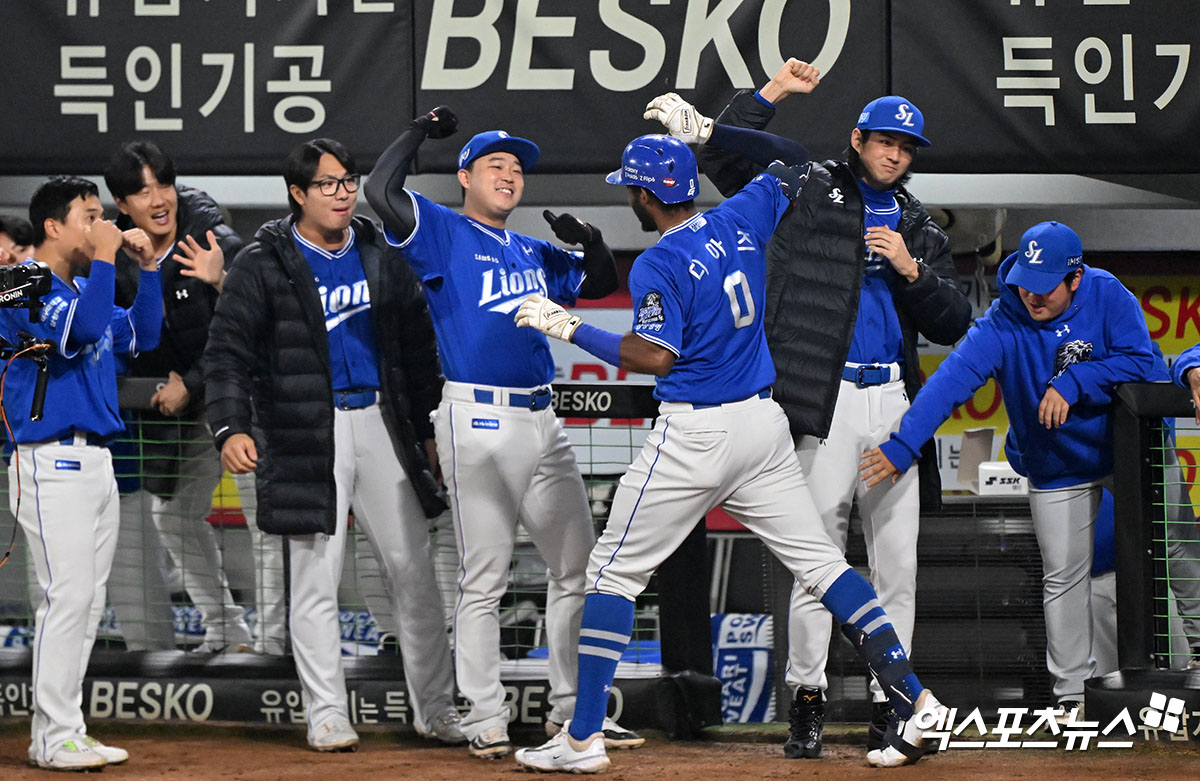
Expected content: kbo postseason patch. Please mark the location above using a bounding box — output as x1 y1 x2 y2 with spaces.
636 291 665 332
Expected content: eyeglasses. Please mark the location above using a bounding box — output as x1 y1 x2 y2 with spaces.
310 174 360 196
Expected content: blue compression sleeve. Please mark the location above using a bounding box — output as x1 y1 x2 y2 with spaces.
68 261 117 346
708 124 809 167
572 323 622 368
128 269 163 353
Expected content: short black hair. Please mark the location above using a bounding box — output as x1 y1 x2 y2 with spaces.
846 129 914 189
639 186 694 213
283 138 356 218
0 214 33 246
104 140 176 200
29 176 99 246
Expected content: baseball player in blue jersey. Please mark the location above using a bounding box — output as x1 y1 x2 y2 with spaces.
2 176 162 770
1175 343 1200 424
862 221 1161 716
647 60 972 757
205 138 461 752
364 108 636 759
512 135 945 773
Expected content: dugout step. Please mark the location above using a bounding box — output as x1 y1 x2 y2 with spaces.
1086 668 1200 742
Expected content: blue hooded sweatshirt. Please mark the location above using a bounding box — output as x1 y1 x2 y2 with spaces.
879 254 1162 489
1173 343 1200 388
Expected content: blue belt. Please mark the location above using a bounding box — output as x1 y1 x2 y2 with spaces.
692 388 771 410
58 431 107 447
474 387 553 411
334 389 380 410
842 364 899 388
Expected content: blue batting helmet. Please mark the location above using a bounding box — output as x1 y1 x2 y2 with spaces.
605 134 698 205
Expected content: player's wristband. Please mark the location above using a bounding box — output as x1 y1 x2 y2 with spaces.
571 323 622 368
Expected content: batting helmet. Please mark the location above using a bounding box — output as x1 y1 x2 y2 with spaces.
605 134 698 205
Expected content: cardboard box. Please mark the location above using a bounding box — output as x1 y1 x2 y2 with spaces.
957 428 1029 496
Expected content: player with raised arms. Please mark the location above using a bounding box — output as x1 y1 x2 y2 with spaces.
511 135 945 773
365 108 640 758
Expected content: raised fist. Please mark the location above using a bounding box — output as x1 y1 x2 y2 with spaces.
413 105 458 139
643 93 713 145
543 210 595 246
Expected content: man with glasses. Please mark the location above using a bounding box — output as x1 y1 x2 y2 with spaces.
205 138 463 752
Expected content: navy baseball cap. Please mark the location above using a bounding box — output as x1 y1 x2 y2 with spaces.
856 96 931 147
457 130 540 171
1007 221 1084 294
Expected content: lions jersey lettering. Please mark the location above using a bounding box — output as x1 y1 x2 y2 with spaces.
629 174 788 405
292 227 381 392
388 191 585 387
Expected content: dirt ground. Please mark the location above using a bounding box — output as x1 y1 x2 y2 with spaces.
2 723 1198 780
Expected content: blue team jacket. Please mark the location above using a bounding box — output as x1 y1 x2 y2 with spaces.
880 254 1161 489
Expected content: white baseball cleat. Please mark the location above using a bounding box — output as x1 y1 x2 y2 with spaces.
866 691 946 768
83 735 129 764
32 739 108 770
515 725 610 774
307 716 359 752
546 717 644 750
416 706 467 745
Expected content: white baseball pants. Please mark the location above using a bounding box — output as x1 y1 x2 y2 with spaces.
588 395 849 606
232 471 287 654
150 422 252 648
1029 481 1101 701
11 440 119 764
435 381 595 737
788 378 918 699
289 403 455 735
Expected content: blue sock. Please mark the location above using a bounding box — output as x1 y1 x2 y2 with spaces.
821 569 923 719
568 593 634 741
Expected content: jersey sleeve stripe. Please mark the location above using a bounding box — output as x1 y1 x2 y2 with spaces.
634 331 680 357
58 298 81 360
386 189 421 249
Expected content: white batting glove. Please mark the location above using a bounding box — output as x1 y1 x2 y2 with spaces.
644 92 714 144
514 293 583 342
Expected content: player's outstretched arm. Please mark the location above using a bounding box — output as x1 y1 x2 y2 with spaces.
645 94 808 168
364 105 458 243
543 210 618 299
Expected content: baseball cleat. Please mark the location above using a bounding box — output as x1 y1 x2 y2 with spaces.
307 716 359 752
468 725 512 759
867 700 897 752
515 726 610 774
416 706 468 745
866 691 945 768
32 739 108 770
1054 700 1084 726
83 735 129 764
783 686 824 759
548 718 644 750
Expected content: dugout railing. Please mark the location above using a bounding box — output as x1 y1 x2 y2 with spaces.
1088 381 1200 740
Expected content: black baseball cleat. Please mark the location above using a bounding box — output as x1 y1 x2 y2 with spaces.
868 700 897 751
783 686 824 759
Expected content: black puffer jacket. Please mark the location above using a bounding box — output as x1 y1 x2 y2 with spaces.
698 90 973 510
115 186 245 498
204 215 446 534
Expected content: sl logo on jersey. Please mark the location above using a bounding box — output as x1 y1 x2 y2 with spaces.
1025 240 1045 264
829 188 844 204
637 291 665 332
894 103 916 127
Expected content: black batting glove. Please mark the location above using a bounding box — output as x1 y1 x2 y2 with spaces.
412 105 458 139
765 160 810 203
543 210 599 246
